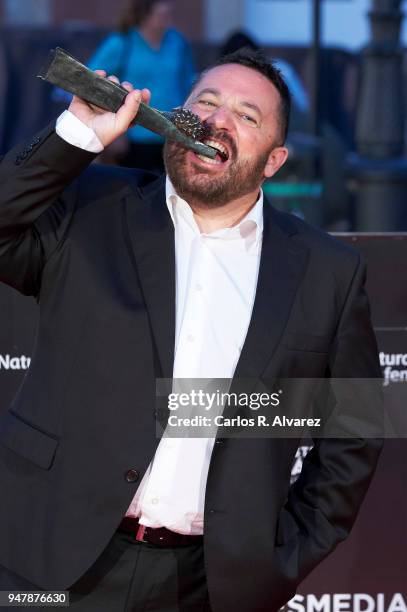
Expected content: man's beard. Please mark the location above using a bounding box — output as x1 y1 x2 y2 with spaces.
164 129 271 209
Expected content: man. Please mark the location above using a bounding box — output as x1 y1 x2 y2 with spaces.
0 49 382 611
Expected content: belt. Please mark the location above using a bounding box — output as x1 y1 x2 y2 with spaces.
118 516 204 547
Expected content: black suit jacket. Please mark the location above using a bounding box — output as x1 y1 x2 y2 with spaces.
0 125 383 612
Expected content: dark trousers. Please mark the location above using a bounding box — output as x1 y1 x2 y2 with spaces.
0 531 212 611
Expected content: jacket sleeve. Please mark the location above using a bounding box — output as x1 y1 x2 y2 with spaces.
282 253 384 583
0 124 96 297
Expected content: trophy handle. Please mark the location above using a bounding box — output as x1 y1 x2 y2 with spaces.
38 47 216 158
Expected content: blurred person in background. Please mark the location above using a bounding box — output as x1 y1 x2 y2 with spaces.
87 0 195 171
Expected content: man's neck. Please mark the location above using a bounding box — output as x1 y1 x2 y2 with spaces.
188 190 261 234
139 25 165 50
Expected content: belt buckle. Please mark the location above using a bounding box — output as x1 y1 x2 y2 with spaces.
136 523 147 542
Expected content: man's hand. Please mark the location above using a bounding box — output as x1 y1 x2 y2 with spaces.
68 71 151 147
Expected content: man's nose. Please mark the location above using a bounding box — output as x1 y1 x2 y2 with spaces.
205 105 234 131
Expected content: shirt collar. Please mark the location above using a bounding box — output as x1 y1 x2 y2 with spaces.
165 176 264 245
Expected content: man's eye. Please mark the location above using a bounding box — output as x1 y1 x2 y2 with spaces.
241 114 257 125
198 100 216 107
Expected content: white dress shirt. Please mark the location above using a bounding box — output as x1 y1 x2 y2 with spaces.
56 111 264 534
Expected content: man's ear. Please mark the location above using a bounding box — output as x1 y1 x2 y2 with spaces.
264 146 289 179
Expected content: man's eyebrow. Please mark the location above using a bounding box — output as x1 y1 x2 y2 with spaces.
192 87 221 99
239 101 262 118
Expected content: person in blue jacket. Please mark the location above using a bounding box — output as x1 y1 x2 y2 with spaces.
88 0 195 171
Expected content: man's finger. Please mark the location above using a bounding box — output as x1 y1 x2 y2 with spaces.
141 88 151 106
121 81 134 93
115 89 143 132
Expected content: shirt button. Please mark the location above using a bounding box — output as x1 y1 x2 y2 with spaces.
124 469 139 483
151 498 159 505
187 334 195 342
195 283 203 291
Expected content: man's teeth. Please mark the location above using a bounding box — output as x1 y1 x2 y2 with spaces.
196 153 222 164
203 140 228 159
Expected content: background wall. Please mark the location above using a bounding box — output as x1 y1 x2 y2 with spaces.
0 0 205 40
3 0 407 50
244 0 372 49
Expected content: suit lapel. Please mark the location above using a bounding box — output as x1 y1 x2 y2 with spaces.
233 202 309 383
124 174 176 380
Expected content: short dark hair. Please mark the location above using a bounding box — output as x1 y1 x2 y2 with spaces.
118 0 161 32
199 47 291 145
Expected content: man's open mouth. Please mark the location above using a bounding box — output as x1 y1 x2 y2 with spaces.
196 139 230 165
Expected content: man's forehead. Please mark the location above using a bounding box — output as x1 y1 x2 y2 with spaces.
190 63 279 113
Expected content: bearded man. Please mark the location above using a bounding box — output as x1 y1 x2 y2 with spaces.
0 49 382 611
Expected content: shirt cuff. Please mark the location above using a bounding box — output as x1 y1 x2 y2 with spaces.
55 110 104 153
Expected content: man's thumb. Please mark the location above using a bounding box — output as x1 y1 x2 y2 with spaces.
116 89 142 132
